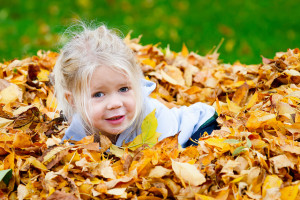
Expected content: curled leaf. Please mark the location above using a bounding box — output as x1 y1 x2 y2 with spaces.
171 159 206 186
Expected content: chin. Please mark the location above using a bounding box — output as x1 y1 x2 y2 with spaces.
107 128 126 135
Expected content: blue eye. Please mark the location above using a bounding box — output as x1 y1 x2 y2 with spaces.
119 87 129 92
93 92 104 98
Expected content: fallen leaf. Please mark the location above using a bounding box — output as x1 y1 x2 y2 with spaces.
171 159 206 186
128 109 161 150
148 166 172 178
262 175 283 198
0 84 22 104
46 191 79 200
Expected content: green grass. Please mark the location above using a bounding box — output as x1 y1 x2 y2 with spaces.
0 0 299 64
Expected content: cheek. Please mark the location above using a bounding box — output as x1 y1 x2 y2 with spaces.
88 101 104 120
126 94 137 117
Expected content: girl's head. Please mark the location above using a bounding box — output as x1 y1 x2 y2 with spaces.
53 23 144 140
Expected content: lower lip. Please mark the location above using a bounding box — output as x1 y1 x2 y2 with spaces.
106 116 125 125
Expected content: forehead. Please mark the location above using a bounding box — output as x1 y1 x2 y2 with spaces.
90 66 131 88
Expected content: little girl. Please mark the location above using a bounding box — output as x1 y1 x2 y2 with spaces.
53 24 218 148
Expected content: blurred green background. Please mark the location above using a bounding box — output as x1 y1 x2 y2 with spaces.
0 0 299 64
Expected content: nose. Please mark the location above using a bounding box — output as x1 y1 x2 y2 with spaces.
106 95 123 110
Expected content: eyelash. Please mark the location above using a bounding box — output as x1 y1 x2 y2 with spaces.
92 87 130 98
93 92 104 98
119 87 129 92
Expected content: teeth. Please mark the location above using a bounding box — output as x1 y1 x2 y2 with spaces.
110 116 122 120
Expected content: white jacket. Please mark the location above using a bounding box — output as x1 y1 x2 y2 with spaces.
62 79 217 147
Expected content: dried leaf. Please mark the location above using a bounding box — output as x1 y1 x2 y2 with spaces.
12 131 32 148
0 117 13 128
13 107 39 128
46 191 79 200
0 84 22 104
262 175 283 198
232 82 249 106
0 36 299 199
148 166 172 178
280 185 299 200
171 159 206 186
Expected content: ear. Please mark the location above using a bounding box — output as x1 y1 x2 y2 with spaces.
65 91 74 106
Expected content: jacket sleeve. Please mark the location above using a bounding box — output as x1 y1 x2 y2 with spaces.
170 103 217 145
61 114 87 142
145 97 216 146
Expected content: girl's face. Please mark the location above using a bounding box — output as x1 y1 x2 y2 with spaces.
88 66 136 142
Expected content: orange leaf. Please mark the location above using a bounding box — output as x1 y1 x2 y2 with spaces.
12 132 32 148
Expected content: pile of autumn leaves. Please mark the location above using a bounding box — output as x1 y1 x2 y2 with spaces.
0 35 299 200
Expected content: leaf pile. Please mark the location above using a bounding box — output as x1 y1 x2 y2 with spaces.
0 36 299 199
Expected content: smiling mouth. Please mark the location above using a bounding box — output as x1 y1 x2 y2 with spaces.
106 115 124 121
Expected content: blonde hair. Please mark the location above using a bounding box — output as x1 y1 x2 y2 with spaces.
53 23 144 136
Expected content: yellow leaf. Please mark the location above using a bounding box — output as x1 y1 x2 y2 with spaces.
90 177 101 185
246 111 276 130
124 31 132 44
0 84 22 104
141 59 156 68
246 91 258 110
215 98 221 115
128 109 161 151
262 175 283 197
110 144 126 158
79 183 93 195
230 175 244 183
37 69 49 82
181 43 189 57
195 194 215 200
225 115 233 120
226 95 242 114
26 157 48 171
204 138 230 152
62 151 80 164
41 146 65 164
4 152 14 170
0 133 14 142
185 86 201 95
46 91 57 112
280 185 299 200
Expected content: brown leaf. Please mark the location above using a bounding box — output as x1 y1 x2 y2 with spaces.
38 146 69 169
27 63 40 82
232 82 249 106
46 191 79 200
13 107 39 128
100 134 112 152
